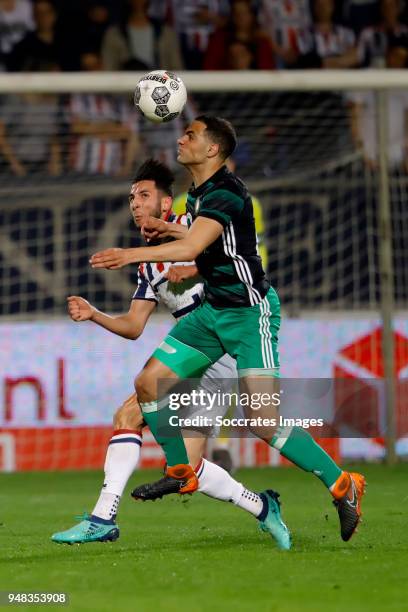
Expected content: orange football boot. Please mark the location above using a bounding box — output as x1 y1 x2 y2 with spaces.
166 464 199 494
331 471 366 541
131 464 198 501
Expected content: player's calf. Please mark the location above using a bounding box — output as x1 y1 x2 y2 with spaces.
52 393 144 545
113 393 144 430
92 416 142 522
184 435 207 470
135 358 193 470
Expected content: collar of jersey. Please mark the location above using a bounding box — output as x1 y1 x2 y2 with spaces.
188 165 228 197
164 209 174 222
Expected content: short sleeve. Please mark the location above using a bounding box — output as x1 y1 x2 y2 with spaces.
132 266 158 303
199 188 244 228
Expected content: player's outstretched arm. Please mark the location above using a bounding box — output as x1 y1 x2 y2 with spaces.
90 217 223 269
67 295 155 340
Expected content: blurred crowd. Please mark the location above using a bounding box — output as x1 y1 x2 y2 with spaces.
0 0 408 73
1 0 408 180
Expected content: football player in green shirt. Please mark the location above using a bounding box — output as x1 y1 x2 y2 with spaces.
91 116 365 543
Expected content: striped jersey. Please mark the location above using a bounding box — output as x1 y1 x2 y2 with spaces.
260 0 311 52
186 166 270 308
132 213 204 318
148 0 230 52
297 25 355 60
357 25 408 67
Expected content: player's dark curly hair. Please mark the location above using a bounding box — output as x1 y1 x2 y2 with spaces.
195 115 237 160
133 158 175 197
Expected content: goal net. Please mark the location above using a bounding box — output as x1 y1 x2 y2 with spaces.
0 71 407 471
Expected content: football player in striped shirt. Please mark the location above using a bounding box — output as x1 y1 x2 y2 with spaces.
91 117 366 543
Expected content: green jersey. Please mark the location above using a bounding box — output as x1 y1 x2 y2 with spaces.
186 166 270 308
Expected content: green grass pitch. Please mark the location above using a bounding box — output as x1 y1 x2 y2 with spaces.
0 464 407 612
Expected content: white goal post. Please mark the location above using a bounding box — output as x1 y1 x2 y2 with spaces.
0 69 408 92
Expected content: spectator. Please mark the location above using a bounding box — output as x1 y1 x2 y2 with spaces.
0 0 34 70
77 1 112 56
9 0 62 71
0 60 62 177
297 0 358 68
258 0 312 67
349 41 408 170
67 52 140 176
50 0 113 70
358 0 408 67
204 0 275 69
227 40 256 69
149 0 230 69
101 0 183 70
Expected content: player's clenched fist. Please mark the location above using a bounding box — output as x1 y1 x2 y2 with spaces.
90 248 130 269
141 217 168 242
67 296 96 321
166 264 199 283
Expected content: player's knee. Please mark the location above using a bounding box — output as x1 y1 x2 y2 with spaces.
134 370 156 403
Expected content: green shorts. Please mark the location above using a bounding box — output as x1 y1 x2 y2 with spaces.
153 287 281 378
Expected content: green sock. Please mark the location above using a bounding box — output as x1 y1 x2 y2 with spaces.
271 426 342 489
141 400 189 467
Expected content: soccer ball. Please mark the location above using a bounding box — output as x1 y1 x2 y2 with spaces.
134 70 187 124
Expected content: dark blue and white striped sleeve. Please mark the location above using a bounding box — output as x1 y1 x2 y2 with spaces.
132 265 158 303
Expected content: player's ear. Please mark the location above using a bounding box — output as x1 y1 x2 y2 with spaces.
161 196 172 216
207 142 219 159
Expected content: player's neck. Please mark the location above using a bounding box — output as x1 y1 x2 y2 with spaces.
188 161 225 189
